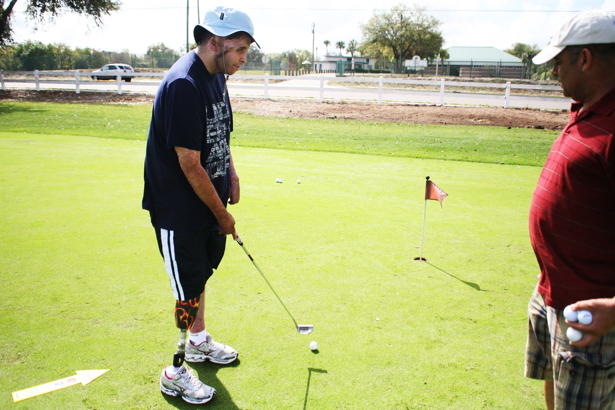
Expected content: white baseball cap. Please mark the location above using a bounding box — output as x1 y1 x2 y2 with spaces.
194 6 259 48
533 9 615 65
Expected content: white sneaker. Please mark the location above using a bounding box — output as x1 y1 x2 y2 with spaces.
185 333 238 364
160 365 215 404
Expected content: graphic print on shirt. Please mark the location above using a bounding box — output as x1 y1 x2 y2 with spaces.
205 101 230 179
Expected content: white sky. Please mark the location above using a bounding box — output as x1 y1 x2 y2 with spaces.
10 0 615 57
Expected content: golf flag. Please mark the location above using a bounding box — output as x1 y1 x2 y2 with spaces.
425 179 448 206
416 176 448 261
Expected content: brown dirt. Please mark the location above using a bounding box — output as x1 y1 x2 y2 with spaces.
0 89 570 131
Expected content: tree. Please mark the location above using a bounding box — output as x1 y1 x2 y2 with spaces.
323 40 330 55
147 42 180 68
247 44 264 64
267 49 311 70
504 42 541 79
347 40 358 57
13 40 54 70
336 41 345 55
1 0 121 47
361 3 444 73
73 47 106 69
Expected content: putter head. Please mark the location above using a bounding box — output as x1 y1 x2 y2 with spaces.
297 324 314 334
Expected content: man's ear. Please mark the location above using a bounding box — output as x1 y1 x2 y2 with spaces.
578 47 594 72
207 36 219 52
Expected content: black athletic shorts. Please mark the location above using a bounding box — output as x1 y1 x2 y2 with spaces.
155 227 227 301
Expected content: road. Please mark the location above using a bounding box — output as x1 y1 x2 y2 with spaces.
1 74 571 110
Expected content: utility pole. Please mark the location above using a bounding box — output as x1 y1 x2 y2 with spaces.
186 0 189 53
312 23 315 72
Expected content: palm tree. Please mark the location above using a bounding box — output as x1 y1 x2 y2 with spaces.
347 40 358 70
336 41 345 56
323 40 330 56
347 40 358 57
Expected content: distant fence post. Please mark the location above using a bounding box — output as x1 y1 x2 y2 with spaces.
35 70 40 91
439 78 445 105
319 75 324 103
117 74 122 95
378 76 383 105
504 81 511 108
264 73 269 99
75 71 80 94
0 70 4 91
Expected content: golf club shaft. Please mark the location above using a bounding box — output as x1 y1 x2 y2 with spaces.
236 237 299 328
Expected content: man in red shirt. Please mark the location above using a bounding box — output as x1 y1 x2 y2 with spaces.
525 9 615 410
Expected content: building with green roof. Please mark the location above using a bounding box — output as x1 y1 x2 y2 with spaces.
427 46 525 78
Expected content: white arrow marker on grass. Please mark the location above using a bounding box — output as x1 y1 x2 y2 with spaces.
12 369 109 402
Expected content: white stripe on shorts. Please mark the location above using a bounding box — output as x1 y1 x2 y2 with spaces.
160 229 184 301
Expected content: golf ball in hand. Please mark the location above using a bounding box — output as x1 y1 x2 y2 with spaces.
566 327 584 342
577 310 593 325
563 305 578 322
309 341 318 350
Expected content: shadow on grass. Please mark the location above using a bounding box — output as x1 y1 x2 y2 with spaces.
161 359 242 409
422 261 484 291
303 367 328 410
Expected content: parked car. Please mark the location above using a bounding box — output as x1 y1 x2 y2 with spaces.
91 64 134 82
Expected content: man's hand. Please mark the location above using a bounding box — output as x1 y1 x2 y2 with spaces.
217 210 237 239
566 298 615 347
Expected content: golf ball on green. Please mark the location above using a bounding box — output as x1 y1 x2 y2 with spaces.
310 341 318 350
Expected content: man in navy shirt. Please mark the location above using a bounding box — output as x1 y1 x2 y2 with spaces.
143 6 258 404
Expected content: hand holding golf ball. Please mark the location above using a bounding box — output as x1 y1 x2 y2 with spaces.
564 305 593 342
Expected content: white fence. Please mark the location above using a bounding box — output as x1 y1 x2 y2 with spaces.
0 70 567 109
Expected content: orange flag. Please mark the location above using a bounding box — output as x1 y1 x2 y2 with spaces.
425 179 448 206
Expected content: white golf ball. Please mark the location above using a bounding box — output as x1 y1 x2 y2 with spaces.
563 305 578 322
309 341 318 350
577 310 593 325
566 327 584 342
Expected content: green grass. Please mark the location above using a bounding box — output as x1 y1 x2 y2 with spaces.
0 101 550 409
0 101 558 166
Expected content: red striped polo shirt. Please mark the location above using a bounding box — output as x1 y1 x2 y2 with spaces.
530 86 615 310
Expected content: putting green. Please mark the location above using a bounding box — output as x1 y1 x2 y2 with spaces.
0 132 544 409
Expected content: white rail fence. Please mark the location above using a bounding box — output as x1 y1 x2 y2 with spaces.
0 70 566 109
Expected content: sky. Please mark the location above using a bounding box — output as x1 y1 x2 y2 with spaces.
10 0 615 58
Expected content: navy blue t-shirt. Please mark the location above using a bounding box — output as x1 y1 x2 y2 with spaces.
142 51 233 230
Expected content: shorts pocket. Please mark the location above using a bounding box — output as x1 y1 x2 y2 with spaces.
555 351 615 409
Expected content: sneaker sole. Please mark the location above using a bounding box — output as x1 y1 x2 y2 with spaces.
185 353 238 365
160 383 215 405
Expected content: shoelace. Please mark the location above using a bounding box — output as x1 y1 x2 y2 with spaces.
181 368 203 390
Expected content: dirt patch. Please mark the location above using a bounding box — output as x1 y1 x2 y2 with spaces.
0 89 570 130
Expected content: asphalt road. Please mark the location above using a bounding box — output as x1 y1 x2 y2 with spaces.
2 75 571 110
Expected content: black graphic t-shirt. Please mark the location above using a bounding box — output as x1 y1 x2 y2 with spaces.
143 51 233 230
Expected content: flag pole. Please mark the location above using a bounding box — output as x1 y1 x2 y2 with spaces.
415 176 429 261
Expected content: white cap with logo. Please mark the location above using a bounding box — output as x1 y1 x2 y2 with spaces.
194 6 260 48
533 9 615 65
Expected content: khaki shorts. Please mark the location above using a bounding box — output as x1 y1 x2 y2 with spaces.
526 286 615 409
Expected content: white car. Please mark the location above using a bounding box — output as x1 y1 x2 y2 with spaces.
91 64 134 82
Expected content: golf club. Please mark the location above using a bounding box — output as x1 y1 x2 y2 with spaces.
236 236 314 335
